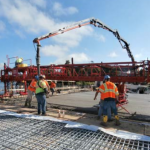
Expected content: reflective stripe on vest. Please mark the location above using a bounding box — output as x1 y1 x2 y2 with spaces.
35 81 45 94
103 83 119 95
103 82 119 98
103 83 115 93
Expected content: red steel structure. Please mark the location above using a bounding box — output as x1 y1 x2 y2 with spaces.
1 60 150 83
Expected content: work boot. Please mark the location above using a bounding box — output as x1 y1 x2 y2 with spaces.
115 120 121 126
100 115 108 127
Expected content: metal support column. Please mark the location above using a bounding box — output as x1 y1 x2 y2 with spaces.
36 44 41 76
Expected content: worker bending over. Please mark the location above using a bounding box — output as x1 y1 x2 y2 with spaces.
25 75 39 107
99 75 120 126
35 75 49 115
50 81 56 96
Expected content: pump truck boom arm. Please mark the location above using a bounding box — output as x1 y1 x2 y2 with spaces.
33 17 135 63
33 18 135 75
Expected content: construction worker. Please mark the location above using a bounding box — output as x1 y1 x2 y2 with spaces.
99 75 120 126
35 75 49 115
15 57 23 67
42 75 50 97
50 81 56 96
25 75 39 107
94 81 112 120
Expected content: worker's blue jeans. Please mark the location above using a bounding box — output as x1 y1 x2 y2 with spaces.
36 94 46 114
102 100 117 116
98 100 111 119
50 88 55 95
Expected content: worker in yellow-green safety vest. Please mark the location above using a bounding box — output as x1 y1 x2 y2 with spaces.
35 75 49 115
15 57 23 67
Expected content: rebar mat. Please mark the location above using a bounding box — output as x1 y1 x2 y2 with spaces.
0 114 149 150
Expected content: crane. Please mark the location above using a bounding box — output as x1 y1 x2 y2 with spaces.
33 17 135 75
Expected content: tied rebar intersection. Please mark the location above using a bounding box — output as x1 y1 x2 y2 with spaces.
0 114 149 150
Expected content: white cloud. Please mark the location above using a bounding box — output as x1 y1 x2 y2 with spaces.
0 20 5 31
53 26 93 47
0 0 57 33
69 53 90 63
29 0 46 8
53 52 90 64
0 0 93 43
0 1 93 64
94 33 106 42
15 30 25 38
53 2 78 16
135 53 142 58
41 45 68 57
41 45 90 64
108 52 118 57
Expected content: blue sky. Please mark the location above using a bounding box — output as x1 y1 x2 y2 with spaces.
0 0 150 70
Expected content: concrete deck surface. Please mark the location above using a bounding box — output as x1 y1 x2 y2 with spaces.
44 91 150 116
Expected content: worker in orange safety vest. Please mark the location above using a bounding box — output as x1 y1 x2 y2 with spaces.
99 75 120 126
24 75 39 107
94 80 111 121
50 81 56 96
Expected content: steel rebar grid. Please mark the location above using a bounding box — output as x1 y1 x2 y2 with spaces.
0 114 149 150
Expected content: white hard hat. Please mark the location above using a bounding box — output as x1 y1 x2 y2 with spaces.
39 74 45 79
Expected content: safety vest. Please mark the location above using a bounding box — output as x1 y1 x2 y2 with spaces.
99 81 119 99
28 79 37 92
50 82 56 88
35 80 47 94
101 92 105 100
16 58 23 63
44 80 50 90
97 88 105 100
